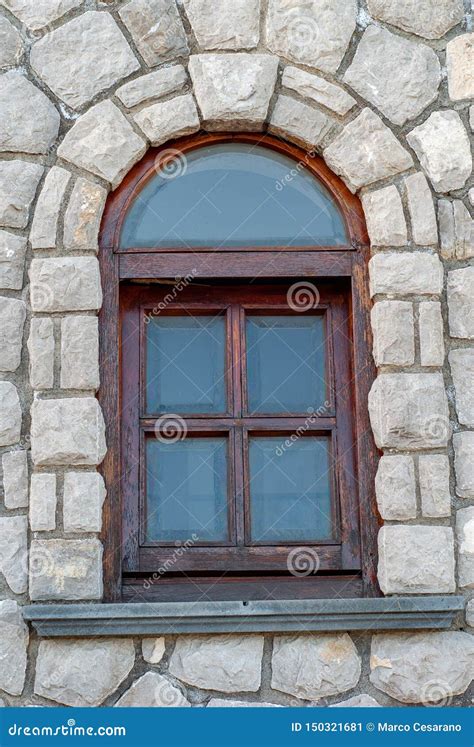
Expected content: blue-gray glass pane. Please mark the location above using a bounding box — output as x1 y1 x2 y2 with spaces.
249 437 332 542
120 144 347 248
146 438 228 542
246 315 326 414
146 315 226 414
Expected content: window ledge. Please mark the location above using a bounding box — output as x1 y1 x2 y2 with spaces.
23 596 464 637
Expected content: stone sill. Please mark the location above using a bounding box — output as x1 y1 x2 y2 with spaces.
23 597 464 637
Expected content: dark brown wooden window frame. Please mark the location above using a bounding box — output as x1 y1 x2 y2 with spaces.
98 132 380 604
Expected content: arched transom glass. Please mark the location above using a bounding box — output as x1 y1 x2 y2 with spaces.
120 143 348 249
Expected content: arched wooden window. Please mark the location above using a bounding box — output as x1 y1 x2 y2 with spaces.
99 134 378 604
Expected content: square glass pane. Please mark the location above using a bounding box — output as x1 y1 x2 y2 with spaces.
146 437 228 543
146 315 226 414
249 436 332 542
246 315 326 414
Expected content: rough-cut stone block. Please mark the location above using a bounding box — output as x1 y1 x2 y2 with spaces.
0 297 25 372
330 695 381 707
207 698 281 707
116 66 187 108
269 96 333 150
456 506 474 589
0 17 22 69
35 639 135 706
61 316 99 391
2 449 28 509
0 161 43 229
438 200 473 259
324 109 413 193
119 0 189 66
63 472 106 533
265 0 357 73
467 601 474 627
30 257 102 313
371 301 414 367
115 672 190 707
370 632 474 704
378 525 455 594
169 635 264 692
30 12 139 110
419 455 451 518
368 373 449 450
0 600 28 696
0 230 26 290
271 634 361 700
30 167 71 251
29 538 103 601
369 252 443 297
344 26 440 126
448 267 474 339
142 637 165 664
0 515 27 594
31 397 106 467
134 95 200 146
2 0 84 31
189 54 278 130
57 101 146 189
407 111 472 192
362 186 407 247
404 173 437 246
282 66 356 116
0 382 21 446
27 318 55 391
450 201 474 259
419 302 444 367
449 349 474 426
184 0 260 50
454 432 474 499
367 0 464 40
29 474 56 532
375 456 416 520
63 178 107 253
0 72 60 154
447 33 474 101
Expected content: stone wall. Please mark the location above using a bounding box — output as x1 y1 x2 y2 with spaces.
0 0 473 707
